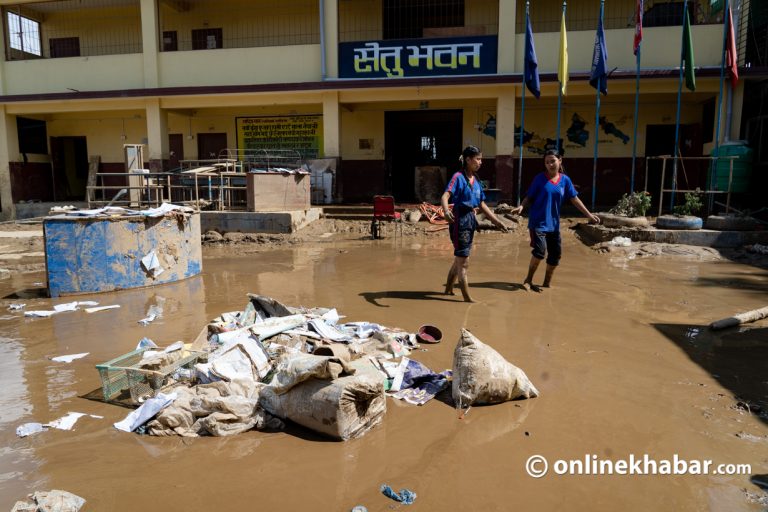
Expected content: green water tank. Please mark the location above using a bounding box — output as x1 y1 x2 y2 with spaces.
710 141 753 193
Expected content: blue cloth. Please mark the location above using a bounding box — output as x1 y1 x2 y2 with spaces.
525 172 578 232
590 10 608 95
381 485 417 505
449 211 477 257
524 15 541 99
445 172 485 214
530 229 562 266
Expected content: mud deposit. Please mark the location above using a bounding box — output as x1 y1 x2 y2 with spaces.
0 226 766 511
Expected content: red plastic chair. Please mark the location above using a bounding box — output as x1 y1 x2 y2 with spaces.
371 195 402 239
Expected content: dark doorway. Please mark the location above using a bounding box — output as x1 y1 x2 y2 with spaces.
50 136 88 200
192 28 223 50
385 109 463 202
169 133 183 170
644 123 702 211
197 133 227 160
49 37 80 58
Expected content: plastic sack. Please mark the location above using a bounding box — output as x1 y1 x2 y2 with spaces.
452 329 539 408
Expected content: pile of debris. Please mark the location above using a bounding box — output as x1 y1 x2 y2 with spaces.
103 295 538 441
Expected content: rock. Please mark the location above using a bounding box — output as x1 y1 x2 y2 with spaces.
223 232 246 243
406 211 422 223
203 230 223 242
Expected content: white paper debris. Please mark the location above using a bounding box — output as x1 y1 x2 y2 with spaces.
141 251 165 278
136 337 158 350
84 305 120 314
114 392 177 432
51 352 89 363
8 303 25 311
16 422 46 437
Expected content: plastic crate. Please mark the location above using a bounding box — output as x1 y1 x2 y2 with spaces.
95 348 148 402
125 351 203 403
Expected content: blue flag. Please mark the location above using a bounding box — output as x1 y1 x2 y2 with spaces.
524 16 540 99
589 12 608 95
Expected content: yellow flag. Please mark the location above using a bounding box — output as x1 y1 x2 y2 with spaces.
558 11 568 95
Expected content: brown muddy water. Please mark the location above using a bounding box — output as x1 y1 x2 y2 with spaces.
1 229 767 511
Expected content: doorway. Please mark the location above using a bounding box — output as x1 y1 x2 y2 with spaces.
385 109 463 202
50 136 88 200
197 133 228 160
169 133 183 170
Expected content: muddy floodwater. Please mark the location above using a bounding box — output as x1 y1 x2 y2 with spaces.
1 227 766 511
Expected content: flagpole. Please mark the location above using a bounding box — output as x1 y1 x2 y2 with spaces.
712 0 730 200
517 1 530 206
556 1 566 153
670 0 688 212
591 0 605 211
631 43 641 193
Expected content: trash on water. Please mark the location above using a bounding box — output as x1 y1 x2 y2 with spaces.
380 485 417 505
113 392 177 432
84 304 120 314
16 423 46 438
25 301 101 318
17 412 102 437
11 489 85 512
8 303 25 311
136 337 158 350
610 236 632 247
51 353 89 363
138 301 164 325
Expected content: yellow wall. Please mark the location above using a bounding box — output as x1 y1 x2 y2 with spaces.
158 0 319 48
515 25 725 74
157 45 322 87
46 111 145 162
39 5 142 57
3 54 145 95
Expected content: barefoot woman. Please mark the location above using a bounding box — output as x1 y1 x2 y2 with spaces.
512 149 600 291
441 146 507 302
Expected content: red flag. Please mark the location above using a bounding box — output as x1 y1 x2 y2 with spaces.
633 0 643 55
725 5 739 88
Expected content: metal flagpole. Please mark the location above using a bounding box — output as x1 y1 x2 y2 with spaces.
591 0 605 211
517 1 530 206
556 1 566 153
711 0 730 201
670 0 688 211
631 41 641 192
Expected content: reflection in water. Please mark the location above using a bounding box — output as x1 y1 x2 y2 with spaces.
0 337 30 428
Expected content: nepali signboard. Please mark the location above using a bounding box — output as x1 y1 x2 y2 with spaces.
236 115 323 158
338 35 497 78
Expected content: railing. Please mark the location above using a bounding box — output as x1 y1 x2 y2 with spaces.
646 155 739 216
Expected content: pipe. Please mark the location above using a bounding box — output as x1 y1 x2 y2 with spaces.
319 0 327 81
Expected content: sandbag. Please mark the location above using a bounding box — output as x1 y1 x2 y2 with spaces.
452 329 539 408
268 353 355 394
259 373 386 441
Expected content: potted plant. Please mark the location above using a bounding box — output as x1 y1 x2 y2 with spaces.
600 191 652 228
657 189 704 230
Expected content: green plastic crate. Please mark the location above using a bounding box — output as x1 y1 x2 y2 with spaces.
125 351 203 403
95 348 148 402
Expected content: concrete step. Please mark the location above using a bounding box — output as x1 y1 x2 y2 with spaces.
322 212 373 221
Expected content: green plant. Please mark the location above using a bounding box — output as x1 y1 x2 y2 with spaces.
673 190 703 216
609 191 652 217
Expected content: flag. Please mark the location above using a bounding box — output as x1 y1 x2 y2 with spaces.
524 15 540 99
589 11 608 95
558 10 568 95
634 0 643 55
725 4 739 88
682 6 696 91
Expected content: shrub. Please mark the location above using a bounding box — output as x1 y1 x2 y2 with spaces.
609 191 652 217
673 190 703 216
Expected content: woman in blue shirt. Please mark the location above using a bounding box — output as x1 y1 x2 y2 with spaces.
441 146 507 302
511 149 600 291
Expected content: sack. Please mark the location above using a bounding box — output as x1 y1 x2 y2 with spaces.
259 373 386 441
452 329 539 408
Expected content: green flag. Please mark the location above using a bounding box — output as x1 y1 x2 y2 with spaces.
682 7 696 91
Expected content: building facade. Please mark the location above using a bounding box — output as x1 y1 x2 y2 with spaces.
0 0 762 219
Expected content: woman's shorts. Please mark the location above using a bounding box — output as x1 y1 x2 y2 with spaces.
450 212 477 257
529 229 562 266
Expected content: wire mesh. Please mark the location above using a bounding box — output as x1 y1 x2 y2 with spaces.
4 0 142 60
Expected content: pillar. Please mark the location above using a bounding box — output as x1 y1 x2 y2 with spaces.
495 86 516 201
140 0 160 88
0 106 18 220
145 98 169 171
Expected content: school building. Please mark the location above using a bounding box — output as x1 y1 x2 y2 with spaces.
0 0 765 219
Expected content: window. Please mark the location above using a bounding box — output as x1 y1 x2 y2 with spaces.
162 31 178 51
50 37 81 58
7 12 41 56
383 0 464 40
192 28 223 50
17 117 48 155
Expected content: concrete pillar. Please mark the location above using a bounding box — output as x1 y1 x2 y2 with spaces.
322 91 340 157
145 98 169 171
729 81 745 140
0 106 18 220
495 86 516 201
322 0 339 79
497 0 517 74
140 0 160 88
